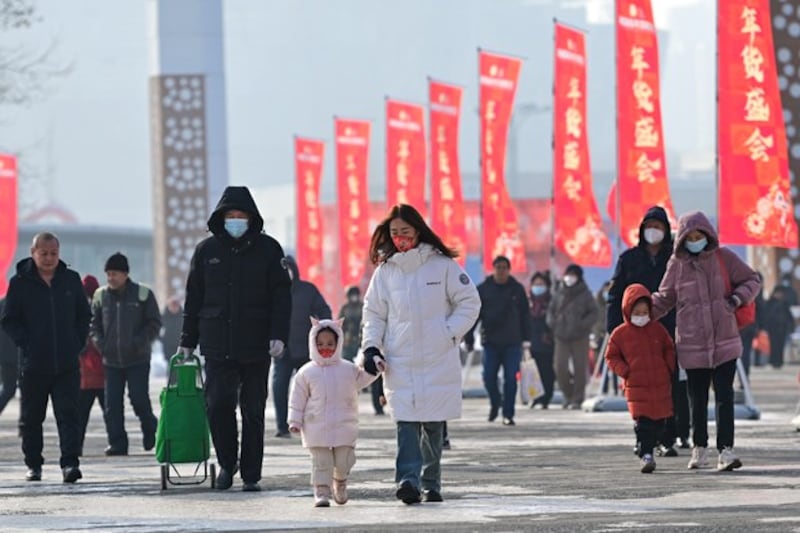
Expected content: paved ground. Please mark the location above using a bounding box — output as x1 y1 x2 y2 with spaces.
0 364 799 532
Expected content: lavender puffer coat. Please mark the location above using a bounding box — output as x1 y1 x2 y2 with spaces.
651 211 761 370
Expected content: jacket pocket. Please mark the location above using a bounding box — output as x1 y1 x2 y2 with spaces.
198 307 226 352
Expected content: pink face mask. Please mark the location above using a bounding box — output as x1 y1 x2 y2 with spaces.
392 235 416 252
318 348 335 359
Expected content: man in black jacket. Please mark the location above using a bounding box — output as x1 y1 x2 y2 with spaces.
606 206 689 454
1 232 91 483
464 255 531 426
271 255 331 437
180 186 292 492
91 252 161 456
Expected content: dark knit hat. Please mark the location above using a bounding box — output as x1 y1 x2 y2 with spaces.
105 252 129 273
492 255 511 268
564 263 583 279
82 275 100 298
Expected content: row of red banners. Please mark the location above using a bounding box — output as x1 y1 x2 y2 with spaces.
294 0 797 287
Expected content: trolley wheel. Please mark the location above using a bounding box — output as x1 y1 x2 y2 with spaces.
160 464 168 490
209 463 216 489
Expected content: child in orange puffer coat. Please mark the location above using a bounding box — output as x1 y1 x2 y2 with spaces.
605 283 676 473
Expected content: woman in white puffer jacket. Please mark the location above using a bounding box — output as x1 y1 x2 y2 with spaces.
288 318 380 507
361 204 480 505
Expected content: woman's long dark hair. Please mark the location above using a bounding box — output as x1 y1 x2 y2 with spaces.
369 204 458 264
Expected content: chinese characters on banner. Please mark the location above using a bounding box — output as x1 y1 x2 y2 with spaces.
553 24 612 267
335 118 371 288
294 137 325 290
479 50 527 273
0 154 18 296
429 80 468 266
385 100 427 217
718 0 797 246
615 0 677 247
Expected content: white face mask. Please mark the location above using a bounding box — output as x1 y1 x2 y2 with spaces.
631 315 650 327
643 228 665 245
563 275 577 287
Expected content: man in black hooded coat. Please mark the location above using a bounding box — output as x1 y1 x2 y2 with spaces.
270 255 331 437
606 206 689 454
180 186 292 492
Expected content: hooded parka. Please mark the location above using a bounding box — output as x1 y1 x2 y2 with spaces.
605 284 676 420
180 186 292 361
652 211 761 370
288 318 377 448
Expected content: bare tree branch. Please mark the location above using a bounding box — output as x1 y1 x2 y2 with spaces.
0 0 71 108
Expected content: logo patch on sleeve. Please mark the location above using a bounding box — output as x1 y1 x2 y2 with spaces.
459 273 470 285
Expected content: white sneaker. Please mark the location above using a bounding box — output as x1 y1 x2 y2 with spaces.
314 485 331 507
688 446 709 469
333 478 348 505
717 447 743 472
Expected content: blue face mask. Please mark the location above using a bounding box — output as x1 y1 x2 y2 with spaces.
531 286 547 297
685 237 707 254
224 218 248 239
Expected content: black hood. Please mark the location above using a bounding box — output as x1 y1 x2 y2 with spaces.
207 186 264 238
637 206 673 249
284 255 300 283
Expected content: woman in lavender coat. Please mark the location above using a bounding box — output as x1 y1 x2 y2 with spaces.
652 211 760 473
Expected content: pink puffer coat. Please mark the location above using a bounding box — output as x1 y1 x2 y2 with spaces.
651 211 761 370
288 318 378 448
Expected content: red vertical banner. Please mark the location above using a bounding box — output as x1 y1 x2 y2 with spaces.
294 137 325 289
429 80 468 266
479 50 527 274
385 99 427 216
616 0 676 247
0 154 17 297
553 24 612 267
335 118 371 288
718 0 797 246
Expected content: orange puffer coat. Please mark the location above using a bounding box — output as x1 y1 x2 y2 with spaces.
605 283 676 420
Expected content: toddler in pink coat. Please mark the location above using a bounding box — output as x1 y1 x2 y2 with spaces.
288 317 383 507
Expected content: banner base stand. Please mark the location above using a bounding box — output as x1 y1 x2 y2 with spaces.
582 395 628 412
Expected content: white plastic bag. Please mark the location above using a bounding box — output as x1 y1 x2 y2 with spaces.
519 348 545 404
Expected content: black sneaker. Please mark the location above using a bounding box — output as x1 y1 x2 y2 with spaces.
242 481 261 492
502 417 515 426
104 446 128 456
396 480 421 505
215 466 238 490
25 468 42 482
274 430 291 439
62 466 82 483
488 406 499 422
422 489 443 502
656 444 679 457
442 439 451 450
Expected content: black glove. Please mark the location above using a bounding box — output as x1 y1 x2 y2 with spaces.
363 347 385 376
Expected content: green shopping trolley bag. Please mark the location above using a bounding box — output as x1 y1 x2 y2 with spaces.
155 352 215 489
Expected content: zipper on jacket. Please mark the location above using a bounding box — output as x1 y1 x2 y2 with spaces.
116 300 122 366
50 288 58 373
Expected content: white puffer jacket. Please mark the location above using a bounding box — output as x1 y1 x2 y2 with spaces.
288 318 378 448
361 244 481 422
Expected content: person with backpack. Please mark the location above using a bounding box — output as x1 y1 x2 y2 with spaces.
651 211 760 471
